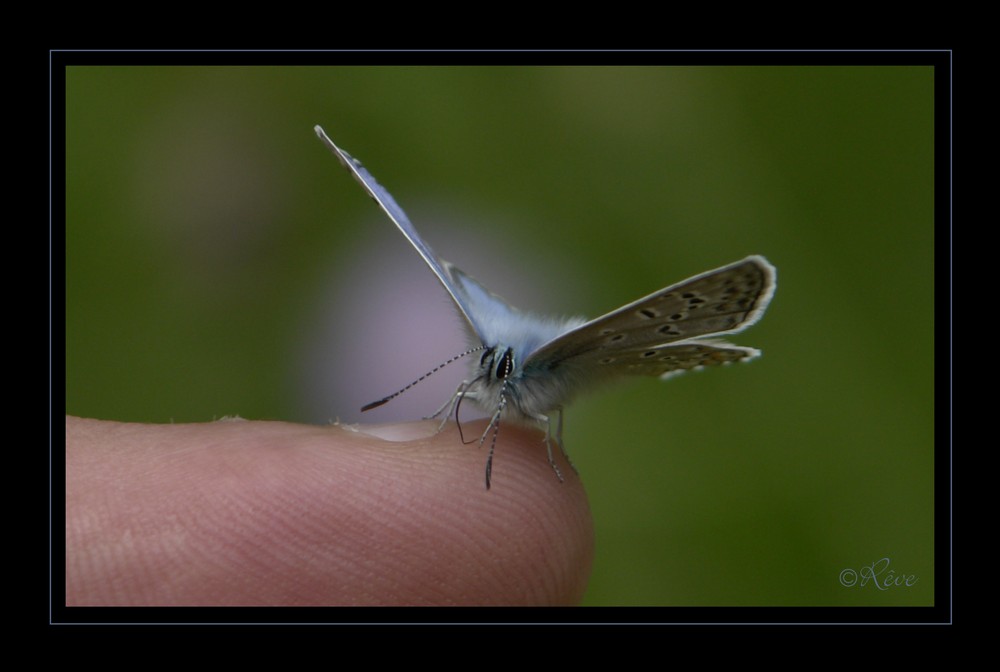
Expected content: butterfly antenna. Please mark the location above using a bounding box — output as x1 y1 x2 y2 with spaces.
481 381 508 490
361 346 485 412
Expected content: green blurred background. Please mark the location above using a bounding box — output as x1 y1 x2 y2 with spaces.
64 65 935 606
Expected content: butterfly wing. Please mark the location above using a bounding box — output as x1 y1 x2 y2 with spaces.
524 256 776 379
315 125 508 341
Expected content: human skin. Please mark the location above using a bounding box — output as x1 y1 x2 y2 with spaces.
65 416 593 606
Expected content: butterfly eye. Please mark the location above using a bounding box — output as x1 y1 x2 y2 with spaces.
495 348 515 380
480 347 495 368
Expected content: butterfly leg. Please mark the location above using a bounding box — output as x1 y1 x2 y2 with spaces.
427 380 471 433
534 411 566 483
553 407 578 476
533 408 577 482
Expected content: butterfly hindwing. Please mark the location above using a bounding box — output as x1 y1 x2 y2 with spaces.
526 256 775 377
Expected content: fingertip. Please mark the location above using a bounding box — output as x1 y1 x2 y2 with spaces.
333 419 595 604
67 418 593 605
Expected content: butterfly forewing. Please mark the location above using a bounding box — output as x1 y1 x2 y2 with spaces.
314 126 487 339
527 256 775 375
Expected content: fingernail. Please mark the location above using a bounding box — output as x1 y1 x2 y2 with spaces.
352 421 439 442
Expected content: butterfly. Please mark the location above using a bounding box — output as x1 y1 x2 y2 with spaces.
314 125 776 489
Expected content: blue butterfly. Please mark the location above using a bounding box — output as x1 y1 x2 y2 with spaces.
315 126 776 488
